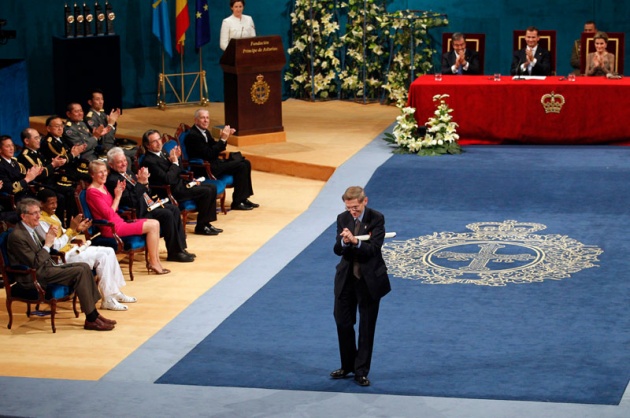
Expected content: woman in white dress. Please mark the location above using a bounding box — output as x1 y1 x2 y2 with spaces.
220 0 256 51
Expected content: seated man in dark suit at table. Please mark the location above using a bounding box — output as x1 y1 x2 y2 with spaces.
441 32 481 75
570 20 597 75
511 26 552 76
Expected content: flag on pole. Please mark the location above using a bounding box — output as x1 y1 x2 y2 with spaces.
152 0 173 57
175 0 190 54
195 0 211 49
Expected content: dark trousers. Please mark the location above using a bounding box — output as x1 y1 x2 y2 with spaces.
174 183 217 226
334 274 381 377
212 159 254 205
149 204 186 255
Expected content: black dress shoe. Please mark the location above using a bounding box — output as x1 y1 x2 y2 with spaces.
166 252 195 262
194 225 220 236
330 369 353 379
244 199 259 208
208 224 223 233
231 202 254 211
183 250 196 258
354 376 370 386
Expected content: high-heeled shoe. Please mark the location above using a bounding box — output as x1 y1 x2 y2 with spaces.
146 263 171 275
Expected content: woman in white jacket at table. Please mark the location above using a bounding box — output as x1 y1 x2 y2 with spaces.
219 0 256 51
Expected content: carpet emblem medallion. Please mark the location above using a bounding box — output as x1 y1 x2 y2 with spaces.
383 220 603 286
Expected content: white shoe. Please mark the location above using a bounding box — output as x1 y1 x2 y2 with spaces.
101 298 128 311
115 293 137 303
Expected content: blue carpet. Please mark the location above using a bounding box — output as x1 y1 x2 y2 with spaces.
157 146 630 405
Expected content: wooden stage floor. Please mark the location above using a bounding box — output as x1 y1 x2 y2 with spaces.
3 100 397 380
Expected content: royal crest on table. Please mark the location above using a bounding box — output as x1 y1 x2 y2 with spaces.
541 91 565 114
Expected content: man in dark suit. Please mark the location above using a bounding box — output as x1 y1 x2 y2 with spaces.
511 26 552 76
184 109 258 211
330 186 390 387
140 129 223 236
441 32 481 75
8 198 116 331
106 147 195 262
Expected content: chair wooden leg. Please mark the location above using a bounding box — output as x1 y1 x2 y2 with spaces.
50 300 57 333
6 299 12 329
220 192 226 214
128 252 134 281
72 295 79 318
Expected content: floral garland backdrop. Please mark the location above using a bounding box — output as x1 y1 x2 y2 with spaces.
285 1 448 103
285 0 343 100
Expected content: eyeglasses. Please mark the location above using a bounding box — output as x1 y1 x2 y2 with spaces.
345 205 362 212
26 210 41 216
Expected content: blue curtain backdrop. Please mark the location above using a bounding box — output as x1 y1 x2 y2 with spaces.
0 0 624 115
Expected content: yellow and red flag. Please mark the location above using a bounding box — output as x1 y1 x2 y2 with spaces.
175 0 190 54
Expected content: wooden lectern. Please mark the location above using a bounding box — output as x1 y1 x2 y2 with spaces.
220 35 286 146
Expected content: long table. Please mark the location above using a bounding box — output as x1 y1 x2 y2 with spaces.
408 75 630 144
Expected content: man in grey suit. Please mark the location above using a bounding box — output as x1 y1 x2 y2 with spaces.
329 186 391 387
8 198 116 331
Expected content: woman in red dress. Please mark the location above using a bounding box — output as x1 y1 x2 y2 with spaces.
86 160 170 274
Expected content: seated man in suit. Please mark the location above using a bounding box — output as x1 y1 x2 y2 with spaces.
8 198 117 330
0 135 43 202
511 26 552 76
106 147 195 262
140 129 223 236
441 32 481 75
184 109 258 211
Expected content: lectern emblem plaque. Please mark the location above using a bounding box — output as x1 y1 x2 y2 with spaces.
250 74 270 105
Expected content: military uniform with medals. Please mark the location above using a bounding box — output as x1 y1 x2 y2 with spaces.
18 146 78 226
63 119 99 161
85 108 137 163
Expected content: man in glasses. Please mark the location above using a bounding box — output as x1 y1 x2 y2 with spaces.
329 186 391 387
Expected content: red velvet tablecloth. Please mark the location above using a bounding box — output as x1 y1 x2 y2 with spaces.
408 75 630 144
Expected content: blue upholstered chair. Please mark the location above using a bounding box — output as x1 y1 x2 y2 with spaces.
0 229 79 333
174 124 233 214
74 183 147 281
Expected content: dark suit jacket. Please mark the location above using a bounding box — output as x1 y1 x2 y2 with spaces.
333 207 390 301
441 50 481 75
141 151 191 199
511 47 552 76
185 125 227 165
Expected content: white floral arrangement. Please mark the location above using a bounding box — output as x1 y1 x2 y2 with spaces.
384 94 462 156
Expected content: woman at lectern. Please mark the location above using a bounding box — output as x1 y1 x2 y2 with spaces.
585 32 615 76
219 0 256 51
